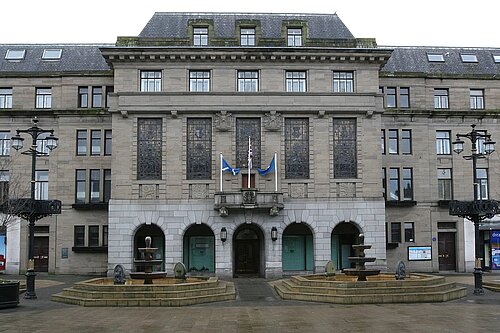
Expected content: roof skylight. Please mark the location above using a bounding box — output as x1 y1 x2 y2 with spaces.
427 53 444 62
460 54 478 63
42 49 62 60
493 55 500 63
5 49 26 60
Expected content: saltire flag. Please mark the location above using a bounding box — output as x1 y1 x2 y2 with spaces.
257 156 275 176
247 137 253 170
222 158 240 176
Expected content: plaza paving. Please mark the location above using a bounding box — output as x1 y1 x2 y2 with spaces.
1 272 500 332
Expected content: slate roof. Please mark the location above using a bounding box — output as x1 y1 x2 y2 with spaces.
381 47 500 76
138 12 355 40
0 44 112 74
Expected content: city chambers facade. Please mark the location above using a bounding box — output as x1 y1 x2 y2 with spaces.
1 13 499 277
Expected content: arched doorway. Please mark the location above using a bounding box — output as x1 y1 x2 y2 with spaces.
282 223 314 272
183 224 215 273
233 224 264 276
134 224 165 271
331 222 360 270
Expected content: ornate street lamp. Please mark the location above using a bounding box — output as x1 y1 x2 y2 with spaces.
9 117 61 299
450 124 497 295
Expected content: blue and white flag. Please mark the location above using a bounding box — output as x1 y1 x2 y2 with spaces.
257 156 275 176
222 158 240 176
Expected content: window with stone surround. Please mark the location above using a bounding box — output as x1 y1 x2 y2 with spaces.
287 28 302 46
193 27 208 46
285 118 309 179
333 71 354 93
238 71 259 92
437 168 453 200
333 118 357 178
470 89 484 109
436 130 451 155
285 71 306 92
0 131 10 156
92 86 103 108
74 226 85 247
0 88 12 109
35 87 51 109
140 70 162 92
75 168 111 204
434 88 449 109
78 87 88 108
240 28 255 46
187 118 212 180
189 71 210 92
137 118 162 180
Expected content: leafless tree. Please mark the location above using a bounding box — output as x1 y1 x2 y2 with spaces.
0 153 31 229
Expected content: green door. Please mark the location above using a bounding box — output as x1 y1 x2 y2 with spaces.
283 235 314 271
188 236 214 272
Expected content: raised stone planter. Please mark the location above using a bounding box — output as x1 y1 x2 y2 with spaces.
0 280 20 308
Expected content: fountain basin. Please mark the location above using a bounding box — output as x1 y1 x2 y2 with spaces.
273 273 467 304
51 276 236 307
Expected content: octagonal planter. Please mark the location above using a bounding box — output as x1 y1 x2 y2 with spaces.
0 280 20 308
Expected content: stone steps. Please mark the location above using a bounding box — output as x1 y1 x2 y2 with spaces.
51 280 235 307
281 278 461 295
483 282 500 292
274 273 467 304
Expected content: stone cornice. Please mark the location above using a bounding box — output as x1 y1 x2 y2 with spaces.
100 47 392 66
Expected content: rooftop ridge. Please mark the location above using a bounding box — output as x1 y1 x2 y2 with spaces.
152 12 339 17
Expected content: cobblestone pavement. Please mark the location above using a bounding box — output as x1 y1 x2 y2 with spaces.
1 272 500 333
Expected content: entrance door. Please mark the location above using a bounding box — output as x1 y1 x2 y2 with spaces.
34 236 49 272
438 232 456 271
234 227 261 276
235 239 260 275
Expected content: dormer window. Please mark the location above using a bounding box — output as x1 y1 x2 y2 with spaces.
193 27 208 46
287 28 302 47
460 54 478 63
427 53 445 62
42 49 62 60
240 28 255 46
5 49 26 60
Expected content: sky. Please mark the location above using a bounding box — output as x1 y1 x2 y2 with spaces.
0 0 498 47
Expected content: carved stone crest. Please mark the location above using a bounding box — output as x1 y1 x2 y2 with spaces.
214 111 233 132
325 260 336 276
263 111 282 131
113 264 126 285
174 262 187 280
395 260 406 280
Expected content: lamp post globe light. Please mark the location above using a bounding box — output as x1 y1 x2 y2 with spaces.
451 124 496 295
10 117 60 299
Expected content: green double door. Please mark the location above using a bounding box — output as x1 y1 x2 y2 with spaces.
282 235 313 271
331 234 353 270
185 236 215 272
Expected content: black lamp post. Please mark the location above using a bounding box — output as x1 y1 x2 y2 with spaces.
452 124 496 295
11 117 58 299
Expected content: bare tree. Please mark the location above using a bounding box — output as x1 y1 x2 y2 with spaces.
0 153 31 229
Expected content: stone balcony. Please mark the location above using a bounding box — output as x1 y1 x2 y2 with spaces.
214 189 284 217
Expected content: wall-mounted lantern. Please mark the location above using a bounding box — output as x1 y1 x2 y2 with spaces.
271 226 278 241
220 227 227 243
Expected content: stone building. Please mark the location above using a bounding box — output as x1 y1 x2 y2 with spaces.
0 12 499 277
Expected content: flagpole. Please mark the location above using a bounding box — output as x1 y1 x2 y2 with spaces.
220 152 223 192
274 151 278 192
247 136 251 189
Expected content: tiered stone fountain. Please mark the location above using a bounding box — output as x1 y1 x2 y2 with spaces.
51 236 236 306
129 236 167 284
343 233 380 281
274 233 467 304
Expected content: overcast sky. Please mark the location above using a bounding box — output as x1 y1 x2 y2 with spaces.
1 0 498 47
